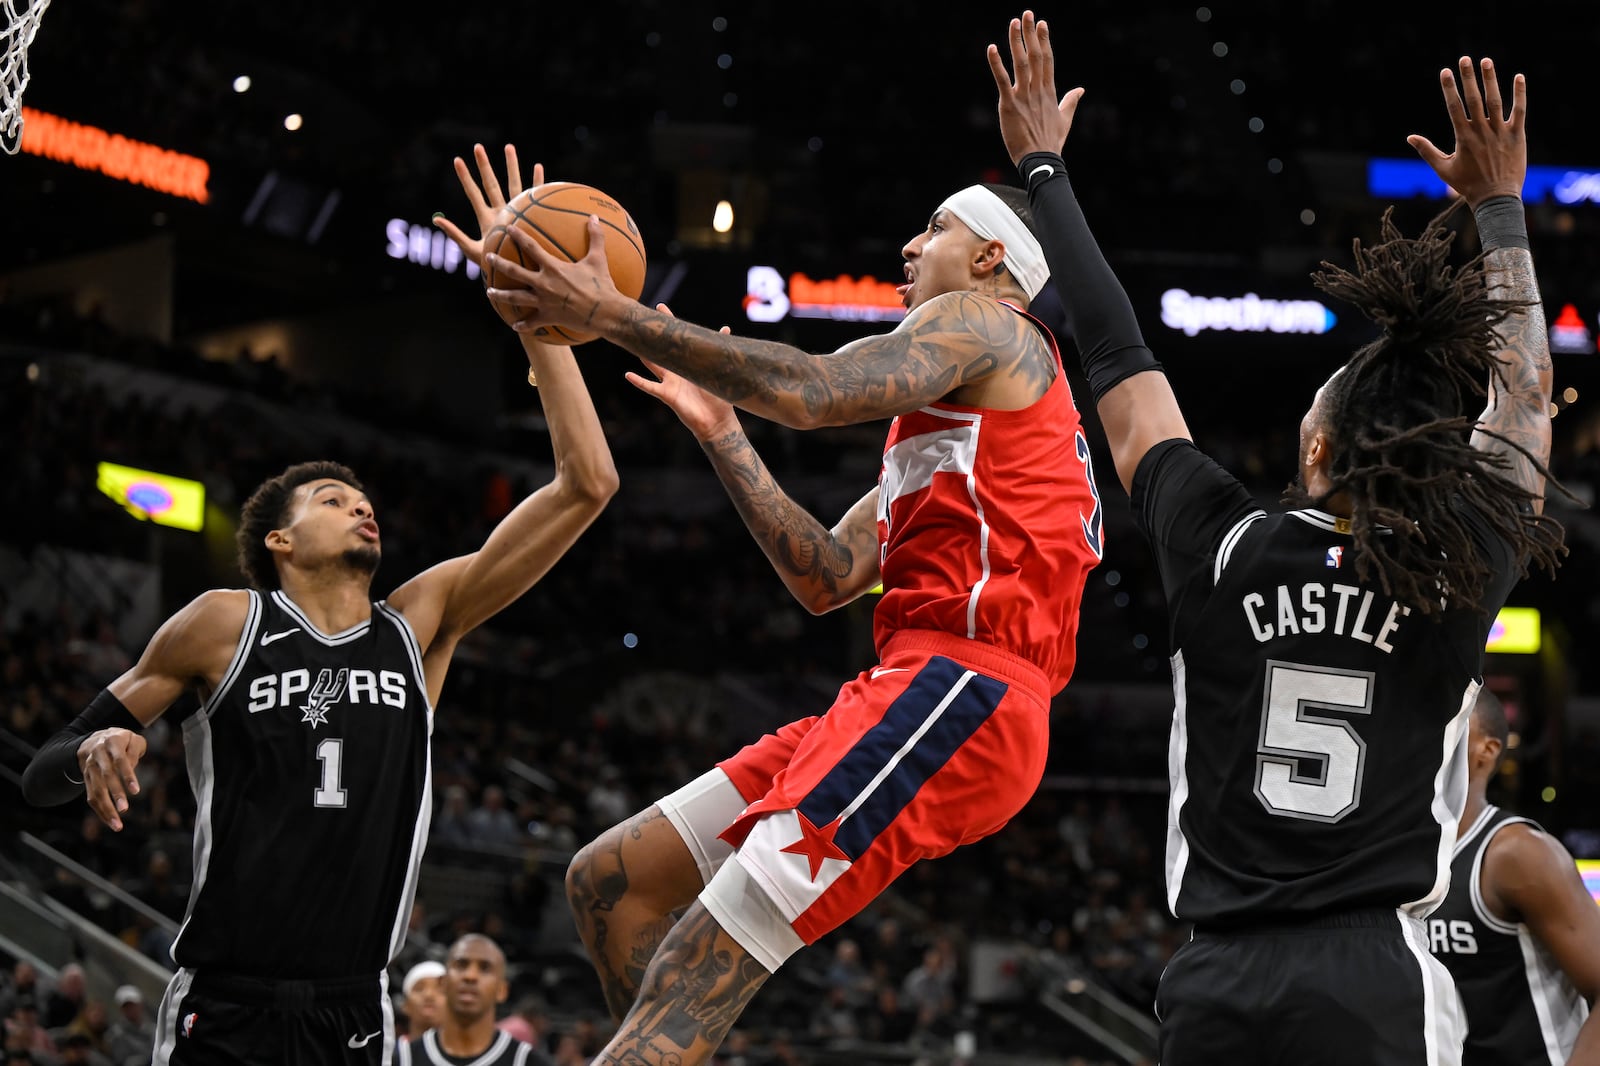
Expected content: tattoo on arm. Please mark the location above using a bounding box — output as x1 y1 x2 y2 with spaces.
1474 247 1552 502
594 905 772 1066
701 430 872 611
616 292 1046 426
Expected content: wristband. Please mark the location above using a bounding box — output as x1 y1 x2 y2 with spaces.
1473 195 1529 251
1018 152 1068 191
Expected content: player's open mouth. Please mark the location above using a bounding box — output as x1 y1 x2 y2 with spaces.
897 266 913 302
356 521 379 540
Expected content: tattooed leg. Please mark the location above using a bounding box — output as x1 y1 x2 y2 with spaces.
567 806 704 1022
592 903 773 1066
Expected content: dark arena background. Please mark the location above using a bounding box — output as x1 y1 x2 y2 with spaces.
1 2 1597 1063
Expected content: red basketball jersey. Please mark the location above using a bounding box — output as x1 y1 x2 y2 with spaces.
873 302 1102 694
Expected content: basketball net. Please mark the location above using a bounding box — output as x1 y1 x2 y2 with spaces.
1 0 50 155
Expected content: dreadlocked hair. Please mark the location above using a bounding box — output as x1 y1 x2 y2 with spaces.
1296 202 1566 616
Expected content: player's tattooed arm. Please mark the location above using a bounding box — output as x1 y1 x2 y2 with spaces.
593 905 772 1066
700 432 881 614
1472 246 1553 512
609 291 1045 428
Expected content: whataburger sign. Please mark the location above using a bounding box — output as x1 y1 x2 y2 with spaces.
18 107 210 203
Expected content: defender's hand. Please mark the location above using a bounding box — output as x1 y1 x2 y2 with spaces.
1407 58 1527 208
77 727 147 832
988 11 1085 166
434 144 538 268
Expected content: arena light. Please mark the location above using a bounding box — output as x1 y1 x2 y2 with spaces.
1367 159 1600 206
1577 860 1600 908
1549 304 1595 355
18 107 210 202
1160 288 1337 337
96 462 205 532
744 265 906 324
1485 606 1540 655
385 218 480 280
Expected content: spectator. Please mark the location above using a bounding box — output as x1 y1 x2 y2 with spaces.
466 785 523 849
105 987 152 1066
40 966 84 1031
432 785 476 850
399 961 446 1041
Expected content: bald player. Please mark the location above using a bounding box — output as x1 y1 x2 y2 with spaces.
397 935 549 1066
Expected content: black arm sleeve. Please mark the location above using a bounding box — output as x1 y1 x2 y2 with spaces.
1017 152 1163 402
21 689 144 807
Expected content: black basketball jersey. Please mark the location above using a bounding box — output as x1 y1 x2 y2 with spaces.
396 1030 544 1066
1429 806 1590 1066
170 589 433 978
1132 440 1520 926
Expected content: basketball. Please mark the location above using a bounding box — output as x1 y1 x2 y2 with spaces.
482 182 648 344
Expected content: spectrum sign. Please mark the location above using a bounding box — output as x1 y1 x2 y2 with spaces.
1160 288 1337 337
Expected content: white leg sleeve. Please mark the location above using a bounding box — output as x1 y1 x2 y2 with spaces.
654 767 748 886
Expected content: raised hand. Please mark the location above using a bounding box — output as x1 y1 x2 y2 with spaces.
433 144 537 267
78 727 147 832
987 11 1085 166
1407 57 1527 207
624 308 740 441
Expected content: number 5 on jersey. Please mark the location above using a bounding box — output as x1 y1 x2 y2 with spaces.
1255 660 1374 822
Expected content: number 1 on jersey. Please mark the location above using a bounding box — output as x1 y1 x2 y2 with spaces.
314 737 348 808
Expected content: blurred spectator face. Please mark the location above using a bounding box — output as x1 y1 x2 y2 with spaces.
403 976 444 1034
57 966 85 1001
10 964 35 991
80 1001 108 1033
114 987 144 1026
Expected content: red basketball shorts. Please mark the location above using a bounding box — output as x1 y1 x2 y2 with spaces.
713 628 1051 945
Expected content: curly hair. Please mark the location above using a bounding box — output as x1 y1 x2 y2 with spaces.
235 461 365 590
1291 203 1566 616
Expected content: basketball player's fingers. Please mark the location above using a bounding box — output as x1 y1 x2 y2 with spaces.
1009 16 1030 84
985 43 1012 96
503 145 524 198
1036 18 1055 89
635 355 669 380
452 156 490 219
498 227 561 273
623 370 666 398
1457 55 1486 124
1508 73 1527 135
1479 59 1504 123
1437 67 1468 137
86 754 129 823
431 215 476 259
579 216 613 271
1406 134 1449 169
655 302 677 318
530 161 545 190
1061 86 1085 128
473 143 507 210
117 736 145 795
487 287 540 311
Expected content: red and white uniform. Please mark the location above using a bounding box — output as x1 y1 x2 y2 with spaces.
717 301 1103 944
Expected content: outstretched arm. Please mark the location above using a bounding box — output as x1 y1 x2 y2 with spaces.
988 12 1191 493
1409 59 1551 514
391 147 619 695
486 231 1035 430
627 348 881 614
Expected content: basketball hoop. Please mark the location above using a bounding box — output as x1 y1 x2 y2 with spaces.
1 0 50 155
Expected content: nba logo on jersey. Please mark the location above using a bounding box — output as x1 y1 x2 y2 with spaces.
182 1012 198 1038
1325 546 1344 568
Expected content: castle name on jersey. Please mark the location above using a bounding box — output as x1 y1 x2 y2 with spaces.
1427 917 1480 954
246 668 409 713
1241 582 1412 653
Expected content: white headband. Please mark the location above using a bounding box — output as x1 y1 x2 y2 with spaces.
937 186 1049 299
